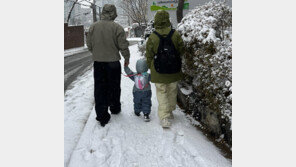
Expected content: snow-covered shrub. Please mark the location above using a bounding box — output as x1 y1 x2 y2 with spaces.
177 1 232 147
138 20 155 56
144 20 155 39
138 39 146 57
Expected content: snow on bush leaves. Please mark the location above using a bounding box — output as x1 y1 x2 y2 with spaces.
138 20 155 56
177 1 232 146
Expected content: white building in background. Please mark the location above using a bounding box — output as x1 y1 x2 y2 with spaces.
147 0 232 28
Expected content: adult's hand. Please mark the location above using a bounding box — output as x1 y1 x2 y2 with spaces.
124 61 129 67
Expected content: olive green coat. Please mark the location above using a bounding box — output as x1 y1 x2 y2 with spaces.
145 10 185 83
86 4 130 62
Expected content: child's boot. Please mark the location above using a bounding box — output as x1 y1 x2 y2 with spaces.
144 113 150 122
134 111 140 116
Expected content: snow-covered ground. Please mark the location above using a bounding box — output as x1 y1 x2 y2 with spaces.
64 45 88 57
64 44 231 167
64 69 94 166
127 38 144 42
127 38 144 46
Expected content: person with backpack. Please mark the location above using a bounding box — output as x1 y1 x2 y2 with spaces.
124 58 152 122
145 10 184 128
86 4 130 127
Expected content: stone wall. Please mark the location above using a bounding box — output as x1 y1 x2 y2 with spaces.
64 23 85 50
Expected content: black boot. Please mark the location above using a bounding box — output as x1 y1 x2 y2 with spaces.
144 114 150 122
134 111 140 117
96 113 111 127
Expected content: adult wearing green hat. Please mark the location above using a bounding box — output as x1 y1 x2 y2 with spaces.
145 10 185 128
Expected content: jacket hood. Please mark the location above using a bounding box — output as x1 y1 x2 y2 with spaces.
154 10 171 29
136 58 148 73
101 4 117 21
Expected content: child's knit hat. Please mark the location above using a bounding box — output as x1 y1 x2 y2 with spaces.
136 58 148 74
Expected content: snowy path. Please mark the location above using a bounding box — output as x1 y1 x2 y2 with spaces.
65 45 231 167
64 70 94 166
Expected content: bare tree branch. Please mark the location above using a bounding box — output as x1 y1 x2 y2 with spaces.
67 0 79 23
120 0 148 27
66 0 101 23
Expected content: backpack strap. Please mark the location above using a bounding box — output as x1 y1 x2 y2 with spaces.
153 29 175 39
166 29 175 39
153 31 163 40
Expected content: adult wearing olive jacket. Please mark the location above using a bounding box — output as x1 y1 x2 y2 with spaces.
87 4 130 127
145 10 185 128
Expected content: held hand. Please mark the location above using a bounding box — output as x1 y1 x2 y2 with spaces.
124 61 129 67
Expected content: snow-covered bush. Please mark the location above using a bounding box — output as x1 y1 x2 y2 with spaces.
138 20 155 56
177 1 232 147
144 20 155 39
138 39 146 57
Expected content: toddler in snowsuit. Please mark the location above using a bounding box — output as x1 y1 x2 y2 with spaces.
124 58 152 122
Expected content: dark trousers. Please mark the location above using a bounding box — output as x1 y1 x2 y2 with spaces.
93 61 121 123
133 90 152 115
